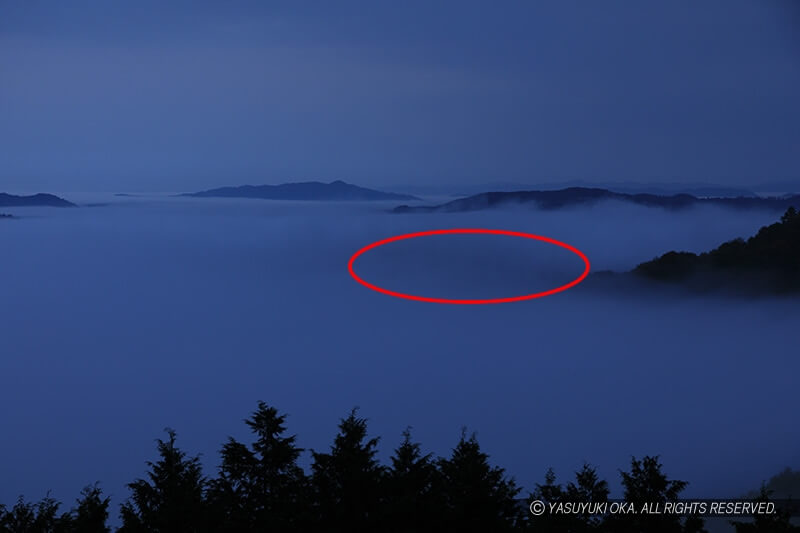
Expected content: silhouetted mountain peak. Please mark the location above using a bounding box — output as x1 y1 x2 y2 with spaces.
184 180 419 201
0 192 75 207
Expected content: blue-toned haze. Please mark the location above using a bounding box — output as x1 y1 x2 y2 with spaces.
1 0 798 192
1 2 799 527
1 197 798 510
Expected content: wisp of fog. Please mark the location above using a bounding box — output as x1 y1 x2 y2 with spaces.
0 196 797 508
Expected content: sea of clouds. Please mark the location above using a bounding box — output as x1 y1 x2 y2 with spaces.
1 195 797 511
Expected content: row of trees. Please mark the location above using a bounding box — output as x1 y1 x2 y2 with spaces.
634 206 800 291
1 402 796 532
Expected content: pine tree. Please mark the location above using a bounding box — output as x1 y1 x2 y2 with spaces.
385 428 444 532
310 408 386 532
438 430 522 532
731 485 800 532
0 494 67 533
781 206 798 224
68 484 110 532
119 428 209 532
207 401 309 531
0 497 37 533
526 468 565 532
526 464 609 532
607 455 706 533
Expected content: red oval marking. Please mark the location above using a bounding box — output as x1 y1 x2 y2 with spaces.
348 228 591 304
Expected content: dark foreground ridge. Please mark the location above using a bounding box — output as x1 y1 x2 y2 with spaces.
183 180 420 202
632 207 800 293
1 402 796 532
0 193 75 208
393 187 800 213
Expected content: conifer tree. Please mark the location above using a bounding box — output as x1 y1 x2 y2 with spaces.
781 206 797 224
310 408 385 532
67 484 110 533
527 464 609 532
385 428 444 532
0 494 66 533
438 430 522 531
119 429 209 532
526 468 565 532
731 485 800 532
207 401 309 531
564 463 609 530
607 455 705 533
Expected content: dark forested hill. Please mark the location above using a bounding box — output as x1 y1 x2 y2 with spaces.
0 192 75 207
633 207 800 292
393 188 800 213
184 180 419 201
744 467 800 500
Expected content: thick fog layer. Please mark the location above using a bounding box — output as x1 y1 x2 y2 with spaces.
1 196 797 509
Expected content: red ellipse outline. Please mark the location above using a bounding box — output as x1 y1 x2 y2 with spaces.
347 228 591 304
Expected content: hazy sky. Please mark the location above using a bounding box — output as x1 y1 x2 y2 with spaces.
1 1 798 192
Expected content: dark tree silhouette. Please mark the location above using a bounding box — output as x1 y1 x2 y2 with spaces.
781 206 798 224
606 455 706 533
566 463 609 507
66 484 110 532
526 464 609 532
310 408 386 532
207 401 310 531
1 497 37 532
731 485 800 532
621 456 686 504
2 403 793 532
0 494 65 533
526 468 566 532
119 429 209 532
438 429 522 532
0 487 110 533
384 428 445 532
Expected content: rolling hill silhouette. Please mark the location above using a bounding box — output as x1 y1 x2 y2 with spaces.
393 187 800 213
184 180 419 201
0 192 75 208
632 207 800 293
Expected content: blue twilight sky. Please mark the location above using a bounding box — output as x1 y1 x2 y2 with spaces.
0 0 798 192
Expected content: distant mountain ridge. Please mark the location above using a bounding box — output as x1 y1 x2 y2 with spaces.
393 187 800 213
0 193 75 207
184 180 419 201
388 181 758 198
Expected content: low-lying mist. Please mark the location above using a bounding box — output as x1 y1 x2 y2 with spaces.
1 196 797 511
